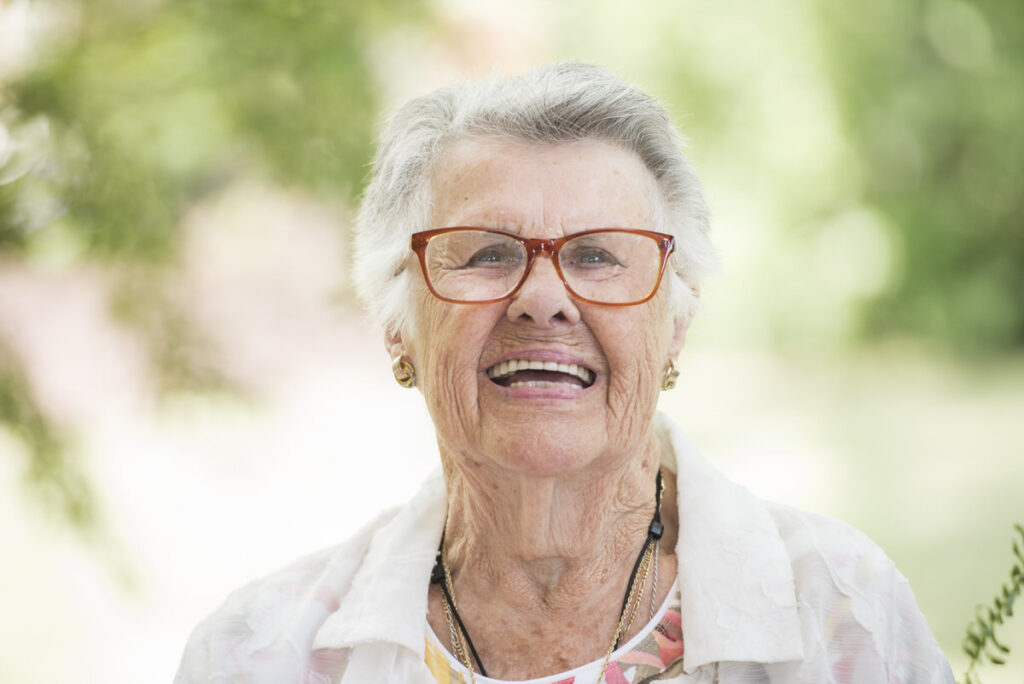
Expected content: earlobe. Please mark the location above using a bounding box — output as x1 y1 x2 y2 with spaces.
385 327 418 388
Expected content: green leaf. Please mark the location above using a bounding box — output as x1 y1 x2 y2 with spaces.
991 631 1011 654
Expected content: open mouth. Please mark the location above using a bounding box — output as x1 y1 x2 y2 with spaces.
486 359 596 390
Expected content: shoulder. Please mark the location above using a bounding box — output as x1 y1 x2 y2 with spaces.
765 502 955 683
768 502 896 590
657 414 953 680
173 507 399 683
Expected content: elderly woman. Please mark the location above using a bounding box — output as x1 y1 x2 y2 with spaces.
175 63 954 683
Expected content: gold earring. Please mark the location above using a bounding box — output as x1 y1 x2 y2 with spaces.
660 359 680 391
392 356 416 388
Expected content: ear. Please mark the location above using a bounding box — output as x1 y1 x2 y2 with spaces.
385 326 408 361
668 313 690 359
668 284 699 358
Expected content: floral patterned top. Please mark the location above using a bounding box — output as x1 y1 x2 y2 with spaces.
425 580 684 684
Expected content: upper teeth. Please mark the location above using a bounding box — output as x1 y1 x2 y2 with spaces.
486 359 594 384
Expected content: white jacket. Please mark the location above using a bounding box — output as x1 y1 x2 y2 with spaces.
174 415 955 683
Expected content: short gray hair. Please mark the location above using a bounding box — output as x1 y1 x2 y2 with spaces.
353 62 716 337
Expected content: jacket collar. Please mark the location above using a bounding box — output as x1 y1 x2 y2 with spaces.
313 414 804 671
312 470 446 655
654 414 804 672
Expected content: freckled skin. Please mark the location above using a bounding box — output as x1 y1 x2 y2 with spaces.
388 138 691 679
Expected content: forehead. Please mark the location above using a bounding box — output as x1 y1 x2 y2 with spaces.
430 137 659 234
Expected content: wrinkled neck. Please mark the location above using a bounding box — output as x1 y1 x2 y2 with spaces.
439 439 665 611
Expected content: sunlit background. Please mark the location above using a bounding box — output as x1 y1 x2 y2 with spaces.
1 0 1022 682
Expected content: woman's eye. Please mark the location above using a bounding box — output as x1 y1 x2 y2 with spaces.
570 249 620 266
466 246 521 267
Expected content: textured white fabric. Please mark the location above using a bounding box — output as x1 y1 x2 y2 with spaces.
174 414 955 683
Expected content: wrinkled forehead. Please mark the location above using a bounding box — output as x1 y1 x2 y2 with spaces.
428 136 661 236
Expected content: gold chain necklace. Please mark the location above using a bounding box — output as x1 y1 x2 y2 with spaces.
433 470 665 684
595 535 658 683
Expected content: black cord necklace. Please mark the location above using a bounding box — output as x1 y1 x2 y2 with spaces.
430 469 665 679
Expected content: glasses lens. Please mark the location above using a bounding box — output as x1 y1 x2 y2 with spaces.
423 230 527 302
559 231 663 304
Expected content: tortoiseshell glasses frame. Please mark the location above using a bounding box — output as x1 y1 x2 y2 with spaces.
410 227 676 306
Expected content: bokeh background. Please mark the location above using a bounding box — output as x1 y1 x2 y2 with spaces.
1 0 1022 681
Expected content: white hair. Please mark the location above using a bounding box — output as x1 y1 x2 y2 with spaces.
353 62 717 338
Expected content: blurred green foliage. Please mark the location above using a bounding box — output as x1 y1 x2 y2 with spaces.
0 339 90 528
817 0 1024 352
0 0 427 525
4 0 422 258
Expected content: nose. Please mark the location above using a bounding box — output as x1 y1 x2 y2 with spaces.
505 254 581 326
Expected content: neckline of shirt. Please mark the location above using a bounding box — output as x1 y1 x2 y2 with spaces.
424 578 681 684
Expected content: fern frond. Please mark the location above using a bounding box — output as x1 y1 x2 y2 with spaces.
959 522 1024 684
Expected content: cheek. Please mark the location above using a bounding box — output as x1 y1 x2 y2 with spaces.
602 306 673 422
407 295 500 421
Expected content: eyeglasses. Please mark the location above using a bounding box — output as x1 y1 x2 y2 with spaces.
410 227 675 306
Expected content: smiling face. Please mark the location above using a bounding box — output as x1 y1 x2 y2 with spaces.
390 137 690 478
